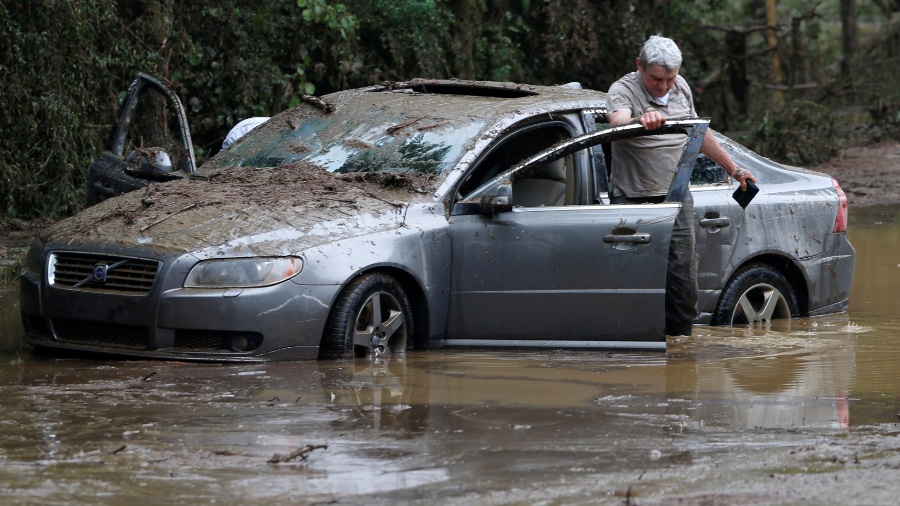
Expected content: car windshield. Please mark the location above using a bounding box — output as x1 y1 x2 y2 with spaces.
206 98 490 176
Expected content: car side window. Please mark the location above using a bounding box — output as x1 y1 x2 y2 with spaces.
512 155 575 207
457 124 573 203
691 154 727 186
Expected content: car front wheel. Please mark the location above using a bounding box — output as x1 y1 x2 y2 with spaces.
321 273 414 359
712 264 800 326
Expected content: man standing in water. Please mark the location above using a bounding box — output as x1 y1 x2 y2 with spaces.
606 35 757 336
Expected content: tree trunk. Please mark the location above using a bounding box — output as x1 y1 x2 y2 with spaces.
726 31 749 116
452 0 482 79
765 0 783 104
840 0 858 84
121 0 174 148
789 16 806 89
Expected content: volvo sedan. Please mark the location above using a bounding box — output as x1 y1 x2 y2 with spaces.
18 77 855 360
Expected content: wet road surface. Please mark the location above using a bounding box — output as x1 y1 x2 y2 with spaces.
1 205 899 505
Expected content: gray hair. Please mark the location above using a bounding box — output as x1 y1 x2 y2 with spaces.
639 35 682 71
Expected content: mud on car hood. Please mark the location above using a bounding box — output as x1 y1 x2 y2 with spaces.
46 162 438 256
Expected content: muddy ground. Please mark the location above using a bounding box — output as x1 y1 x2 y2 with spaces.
812 140 900 208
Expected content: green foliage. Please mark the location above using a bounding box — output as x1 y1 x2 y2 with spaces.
2 0 899 223
352 0 453 81
0 0 126 220
298 0 358 38
750 100 840 166
163 1 361 154
1 0 363 223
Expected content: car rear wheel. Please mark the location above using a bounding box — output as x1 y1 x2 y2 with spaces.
321 273 413 359
712 264 799 326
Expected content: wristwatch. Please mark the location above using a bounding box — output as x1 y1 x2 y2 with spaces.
734 168 745 179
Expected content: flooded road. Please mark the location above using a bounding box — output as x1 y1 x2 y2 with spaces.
1 206 899 505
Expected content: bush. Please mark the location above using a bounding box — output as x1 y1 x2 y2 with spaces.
0 0 125 220
750 100 841 166
0 0 364 222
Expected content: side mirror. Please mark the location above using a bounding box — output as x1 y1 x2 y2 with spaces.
451 178 514 215
478 183 513 214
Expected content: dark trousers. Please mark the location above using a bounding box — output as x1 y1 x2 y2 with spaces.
610 191 698 328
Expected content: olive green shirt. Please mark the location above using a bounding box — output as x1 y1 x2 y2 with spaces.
607 71 697 198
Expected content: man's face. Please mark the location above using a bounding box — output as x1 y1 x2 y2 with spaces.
637 60 679 98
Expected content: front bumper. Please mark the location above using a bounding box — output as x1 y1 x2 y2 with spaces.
19 257 338 362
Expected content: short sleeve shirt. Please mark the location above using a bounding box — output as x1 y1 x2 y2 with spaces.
606 72 697 198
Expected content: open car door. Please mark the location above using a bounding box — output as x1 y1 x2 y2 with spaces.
447 120 708 350
85 72 196 206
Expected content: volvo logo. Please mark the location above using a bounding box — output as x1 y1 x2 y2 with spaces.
72 258 130 289
92 264 109 283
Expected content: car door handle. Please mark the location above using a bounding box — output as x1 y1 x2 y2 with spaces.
700 217 731 228
603 233 651 244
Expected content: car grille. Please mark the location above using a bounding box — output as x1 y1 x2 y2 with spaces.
174 330 224 350
50 252 160 295
53 319 149 349
174 329 263 352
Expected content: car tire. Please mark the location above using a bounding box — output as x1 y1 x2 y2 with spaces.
711 263 800 326
321 273 414 359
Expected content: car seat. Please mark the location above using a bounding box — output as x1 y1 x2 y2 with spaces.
513 158 568 207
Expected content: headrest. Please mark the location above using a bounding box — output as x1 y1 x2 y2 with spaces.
538 158 566 181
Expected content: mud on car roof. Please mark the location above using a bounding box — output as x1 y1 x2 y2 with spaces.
374 78 542 98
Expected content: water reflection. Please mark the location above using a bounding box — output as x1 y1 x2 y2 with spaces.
292 319 861 436
666 317 858 431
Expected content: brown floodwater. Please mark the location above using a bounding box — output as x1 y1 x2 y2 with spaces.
1 205 898 505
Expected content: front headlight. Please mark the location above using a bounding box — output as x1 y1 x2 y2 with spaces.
184 257 303 288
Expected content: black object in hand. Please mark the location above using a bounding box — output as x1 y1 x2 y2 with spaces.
732 180 759 209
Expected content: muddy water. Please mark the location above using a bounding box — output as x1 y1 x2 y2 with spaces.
1 206 899 505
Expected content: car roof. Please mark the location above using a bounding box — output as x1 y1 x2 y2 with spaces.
319 78 608 118
208 79 609 196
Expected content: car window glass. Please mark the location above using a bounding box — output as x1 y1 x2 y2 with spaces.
458 125 571 200
582 116 614 197
590 119 693 203
455 120 705 211
210 107 489 176
691 154 727 186
512 154 576 207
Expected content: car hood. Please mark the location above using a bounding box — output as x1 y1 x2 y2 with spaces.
44 162 439 256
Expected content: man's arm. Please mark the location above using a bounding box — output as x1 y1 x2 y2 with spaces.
609 104 757 191
608 108 667 130
607 109 633 126
700 129 757 191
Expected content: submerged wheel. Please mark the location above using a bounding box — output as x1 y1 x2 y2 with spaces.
712 264 800 326
321 273 414 359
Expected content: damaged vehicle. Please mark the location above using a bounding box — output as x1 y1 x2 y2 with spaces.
85 73 198 206
18 76 855 361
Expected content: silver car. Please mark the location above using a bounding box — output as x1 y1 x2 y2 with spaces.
18 77 855 361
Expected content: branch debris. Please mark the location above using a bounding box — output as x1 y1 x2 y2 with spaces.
267 444 328 464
